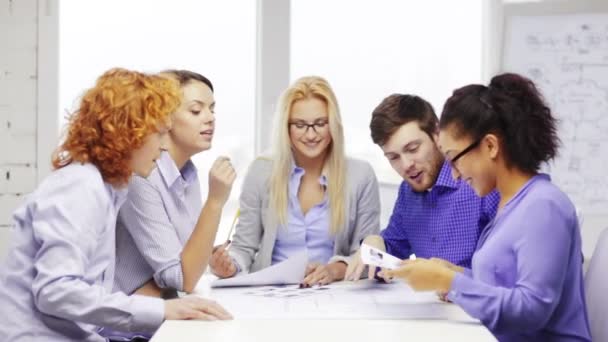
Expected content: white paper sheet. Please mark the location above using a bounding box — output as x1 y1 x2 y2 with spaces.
360 243 415 270
209 280 477 322
210 250 308 287
360 243 403 269
240 284 330 298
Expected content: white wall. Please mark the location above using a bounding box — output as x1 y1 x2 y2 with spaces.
0 0 38 260
0 0 59 261
0 0 603 261
377 0 606 259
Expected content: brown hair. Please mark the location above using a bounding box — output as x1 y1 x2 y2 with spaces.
370 94 438 146
161 69 213 91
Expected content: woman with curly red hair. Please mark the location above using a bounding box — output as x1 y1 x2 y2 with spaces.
0 68 231 342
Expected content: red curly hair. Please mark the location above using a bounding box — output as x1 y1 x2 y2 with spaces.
52 68 181 187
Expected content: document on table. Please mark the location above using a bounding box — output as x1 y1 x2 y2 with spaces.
209 280 478 322
211 250 308 288
240 284 330 298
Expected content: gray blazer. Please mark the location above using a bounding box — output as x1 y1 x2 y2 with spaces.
229 157 380 273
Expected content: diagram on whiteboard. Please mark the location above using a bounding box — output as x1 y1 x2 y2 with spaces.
504 14 608 215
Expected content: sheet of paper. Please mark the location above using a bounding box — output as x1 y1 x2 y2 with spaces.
211 250 308 288
360 243 404 269
209 280 477 322
241 284 330 299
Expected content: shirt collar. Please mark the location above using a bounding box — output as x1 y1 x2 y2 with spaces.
157 151 198 189
289 160 328 197
433 159 459 189
180 159 198 184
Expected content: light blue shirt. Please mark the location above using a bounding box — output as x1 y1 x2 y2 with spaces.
0 163 164 342
114 151 201 294
271 164 334 265
448 174 591 341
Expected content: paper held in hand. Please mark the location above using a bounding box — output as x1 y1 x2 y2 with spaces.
360 243 416 270
210 250 308 288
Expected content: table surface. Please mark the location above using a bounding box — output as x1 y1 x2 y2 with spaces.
151 319 495 342
151 279 495 341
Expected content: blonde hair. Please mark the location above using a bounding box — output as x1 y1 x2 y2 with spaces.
269 76 346 234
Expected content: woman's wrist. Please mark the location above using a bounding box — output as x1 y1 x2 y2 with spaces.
328 261 347 281
439 268 457 293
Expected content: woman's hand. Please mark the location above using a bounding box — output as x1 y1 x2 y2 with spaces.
380 258 456 292
207 157 236 207
300 262 346 287
209 242 237 278
164 296 233 321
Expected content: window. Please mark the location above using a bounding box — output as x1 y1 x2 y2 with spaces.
291 0 483 183
59 1 256 243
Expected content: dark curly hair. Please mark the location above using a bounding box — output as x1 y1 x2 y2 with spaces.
440 73 559 174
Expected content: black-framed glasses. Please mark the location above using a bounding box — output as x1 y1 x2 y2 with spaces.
288 120 328 135
449 139 482 165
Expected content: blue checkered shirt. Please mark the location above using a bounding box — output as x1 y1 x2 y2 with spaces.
381 160 499 267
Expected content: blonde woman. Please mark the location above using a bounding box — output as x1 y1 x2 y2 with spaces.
209 76 380 286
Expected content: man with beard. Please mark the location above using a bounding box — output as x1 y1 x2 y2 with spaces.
345 94 499 281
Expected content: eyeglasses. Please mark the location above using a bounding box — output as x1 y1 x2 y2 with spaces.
288 120 329 135
449 139 482 166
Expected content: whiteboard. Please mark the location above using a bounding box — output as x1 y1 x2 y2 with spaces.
502 3 608 217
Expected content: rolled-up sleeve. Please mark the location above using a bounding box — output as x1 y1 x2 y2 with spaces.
31 177 164 333
119 176 185 291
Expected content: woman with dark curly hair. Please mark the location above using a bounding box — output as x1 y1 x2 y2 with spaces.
383 73 591 341
0 68 231 342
